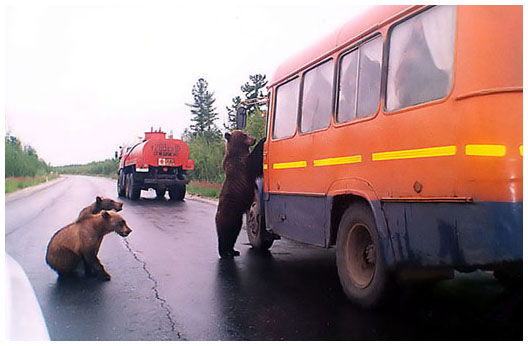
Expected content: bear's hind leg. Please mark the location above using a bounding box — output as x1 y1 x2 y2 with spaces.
47 247 81 278
82 252 111 281
217 213 243 258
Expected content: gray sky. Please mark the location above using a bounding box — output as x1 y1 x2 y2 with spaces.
5 0 370 166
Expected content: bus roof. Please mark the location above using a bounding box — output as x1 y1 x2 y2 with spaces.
270 5 413 88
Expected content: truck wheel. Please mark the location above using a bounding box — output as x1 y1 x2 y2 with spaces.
117 171 126 197
128 173 141 200
155 188 166 199
246 189 274 251
169 184 186 201
336 203 391 308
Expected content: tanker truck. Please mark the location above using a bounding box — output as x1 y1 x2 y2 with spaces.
117 128 194 200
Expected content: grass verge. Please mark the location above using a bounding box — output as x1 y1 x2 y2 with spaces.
187 181 221 199
5 174 60 194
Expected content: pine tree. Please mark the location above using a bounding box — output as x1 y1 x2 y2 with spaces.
186 78 220 140
240 74 268 114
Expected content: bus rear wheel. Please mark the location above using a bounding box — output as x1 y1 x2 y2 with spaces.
336 203 391 308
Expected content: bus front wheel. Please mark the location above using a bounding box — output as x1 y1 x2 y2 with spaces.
246 189 274 251
336 203 391 308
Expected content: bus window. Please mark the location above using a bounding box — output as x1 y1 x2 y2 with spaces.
300 59 333 133
272 77 300 140
386 6 456 111
337 36 382 122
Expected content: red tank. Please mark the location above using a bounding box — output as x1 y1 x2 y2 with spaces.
117 129 194 200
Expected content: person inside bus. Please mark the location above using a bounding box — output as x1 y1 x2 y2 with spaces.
302 62 332 132
394 20 449 109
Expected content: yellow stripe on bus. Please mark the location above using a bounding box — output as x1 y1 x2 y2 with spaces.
313 155 362 167
465 144 506 157
263 164 268 170
519 145 523 157
372 145 457 161
272 161 307 169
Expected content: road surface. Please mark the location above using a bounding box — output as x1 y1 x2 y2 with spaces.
5 175 522 340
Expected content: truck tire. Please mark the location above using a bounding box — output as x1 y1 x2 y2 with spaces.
336 203 391 308
168 183 186 201
117 171 126 197
246 189 274 251
155 188 166 200
127 173 141 200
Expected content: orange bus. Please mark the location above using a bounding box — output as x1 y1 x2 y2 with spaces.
239 5 522 307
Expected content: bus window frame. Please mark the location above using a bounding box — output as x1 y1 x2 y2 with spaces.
334 33 384 127
298 57 335 136
383 5 457 115
271 76 301 141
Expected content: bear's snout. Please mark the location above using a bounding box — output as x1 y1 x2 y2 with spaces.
116 202 123 211
117 228 132 237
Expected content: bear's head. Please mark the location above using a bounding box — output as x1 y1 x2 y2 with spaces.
96 196 123 213
101 211 132 237
224 130 256 155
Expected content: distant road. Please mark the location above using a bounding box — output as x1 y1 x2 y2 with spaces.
5 175 522 341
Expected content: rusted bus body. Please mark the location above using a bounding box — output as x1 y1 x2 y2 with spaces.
261 5 522 271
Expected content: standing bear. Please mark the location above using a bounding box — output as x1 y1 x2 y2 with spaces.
215 130 265 258
46 211 132 280
78 196 123 220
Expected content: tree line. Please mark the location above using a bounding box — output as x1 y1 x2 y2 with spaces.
55 159 118 177
5 135 50 177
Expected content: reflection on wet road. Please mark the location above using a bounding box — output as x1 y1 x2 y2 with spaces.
5 176 522 340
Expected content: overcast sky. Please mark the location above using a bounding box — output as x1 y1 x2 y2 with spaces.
5 0 370 166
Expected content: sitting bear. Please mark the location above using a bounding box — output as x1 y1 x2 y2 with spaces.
78 196 123 220
215 130 265 258
46 211 132 280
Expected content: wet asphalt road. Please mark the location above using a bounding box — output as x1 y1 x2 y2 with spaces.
5 175 522 341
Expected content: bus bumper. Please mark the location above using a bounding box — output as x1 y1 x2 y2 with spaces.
383 201 523 270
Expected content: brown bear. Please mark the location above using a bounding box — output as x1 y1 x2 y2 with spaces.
78 196 123 220
46 211 132 280
215 130 265 258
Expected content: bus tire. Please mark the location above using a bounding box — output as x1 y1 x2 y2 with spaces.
336 203 391 308
246 189 274 251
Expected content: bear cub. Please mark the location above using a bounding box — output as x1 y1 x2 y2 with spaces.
78 196 123 220
215 130 265 258
46 211 132 280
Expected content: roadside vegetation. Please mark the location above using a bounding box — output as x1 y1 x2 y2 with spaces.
5 134 58 194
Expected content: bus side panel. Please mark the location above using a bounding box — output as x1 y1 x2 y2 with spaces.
383 201 523 268
265 194 330 247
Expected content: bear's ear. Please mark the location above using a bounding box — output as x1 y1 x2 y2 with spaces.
102 211 110 220
224 133 231 141
96 196 102 205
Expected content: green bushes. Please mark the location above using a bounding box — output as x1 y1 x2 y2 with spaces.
5 136 50 177
186 135 225 183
